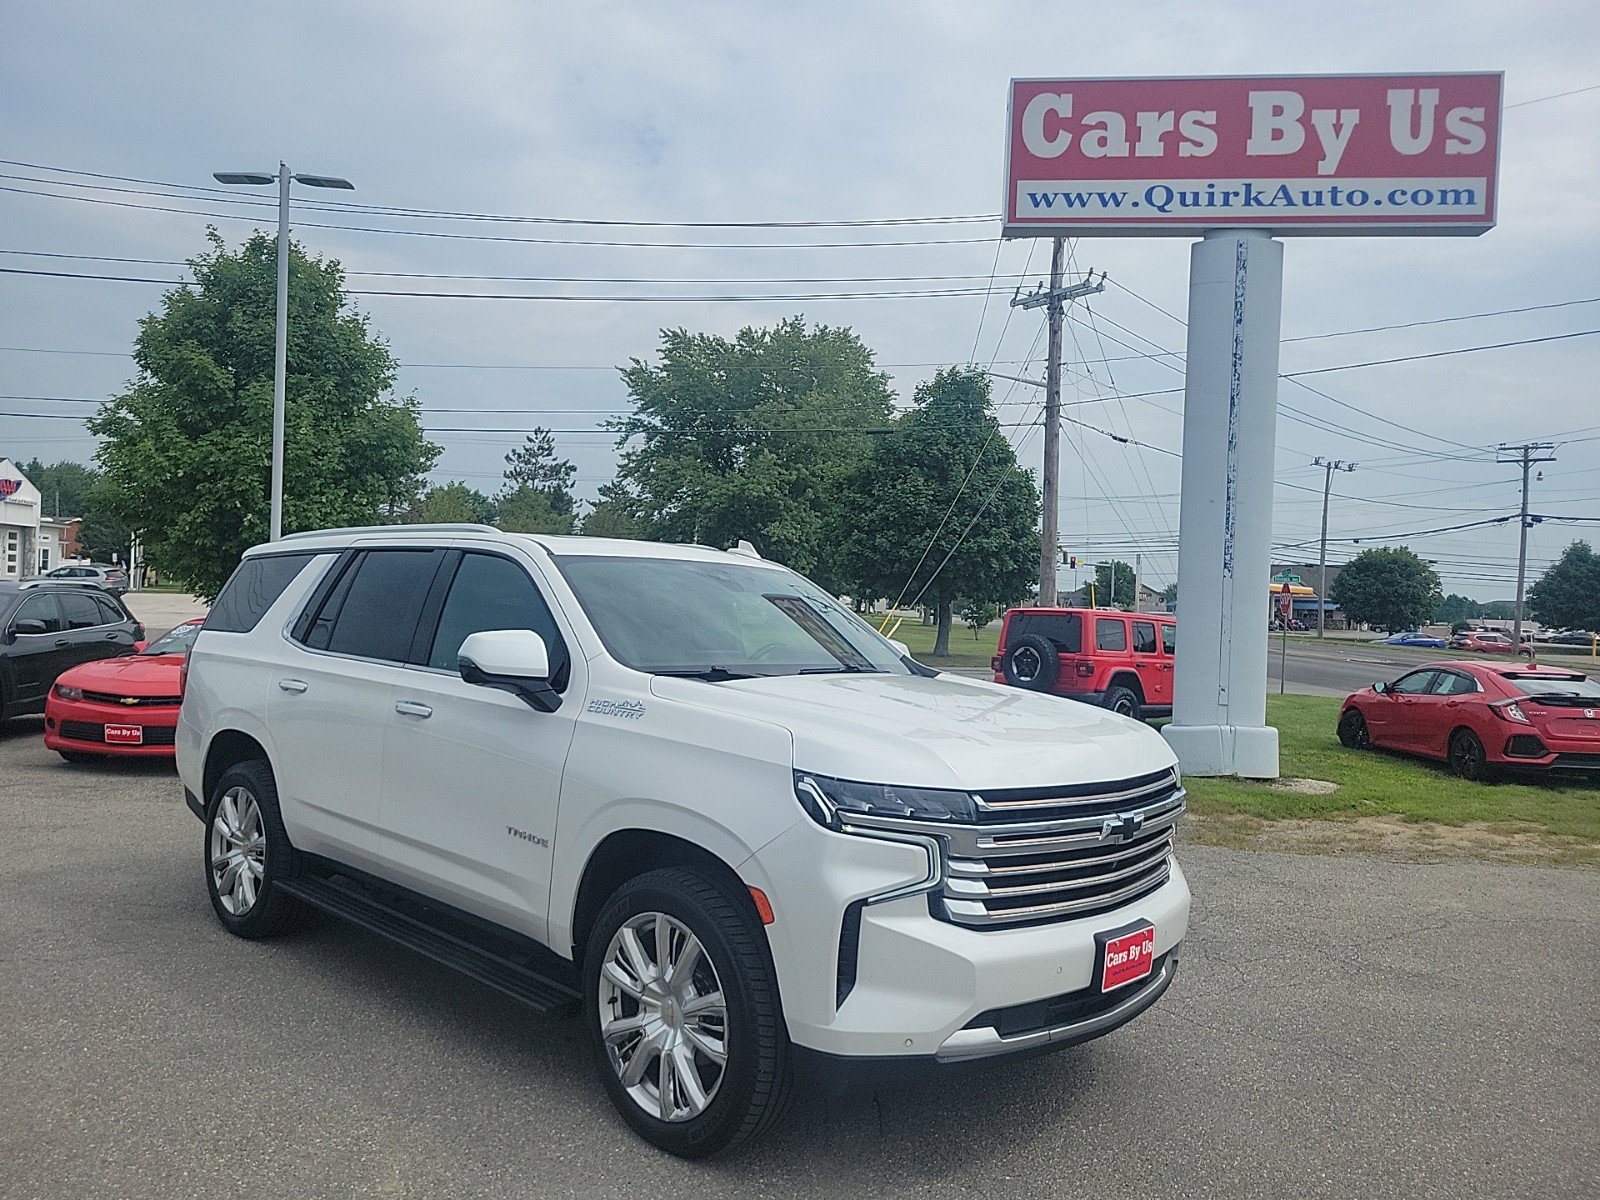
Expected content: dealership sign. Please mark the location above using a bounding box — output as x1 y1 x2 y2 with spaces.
1005 73 1502 237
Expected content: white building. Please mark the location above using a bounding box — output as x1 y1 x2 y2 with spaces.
0 458 85 579
0 457 43 581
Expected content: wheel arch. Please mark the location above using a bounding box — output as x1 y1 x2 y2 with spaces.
202 729 272 803
568 829 754 965
1107 671 1145 703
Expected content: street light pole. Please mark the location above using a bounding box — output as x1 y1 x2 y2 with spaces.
213 163 355 541
1312 456 1356 639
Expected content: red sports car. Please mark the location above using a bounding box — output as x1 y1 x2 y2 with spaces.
1337 660 1600 780
44 619 203 762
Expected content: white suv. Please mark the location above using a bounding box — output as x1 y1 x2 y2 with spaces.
176 525 1190 1157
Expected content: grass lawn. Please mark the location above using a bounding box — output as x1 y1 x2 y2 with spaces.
1181 695 1600 848
885 619 1000 670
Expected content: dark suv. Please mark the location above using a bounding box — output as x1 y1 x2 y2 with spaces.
0 582 143 722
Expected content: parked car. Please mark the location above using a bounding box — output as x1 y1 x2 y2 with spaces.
1447 631 1532 657
990 606 1176 718
177 529 1190 1157
44 618 203 761
1337 660 1600 779
1381 631 1448 649
24 562 130 596
0 581 143 723
1545 630 1597 647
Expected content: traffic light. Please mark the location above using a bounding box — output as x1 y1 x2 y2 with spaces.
1069 556 1079 569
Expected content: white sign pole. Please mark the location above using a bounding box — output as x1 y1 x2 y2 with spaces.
1162 229 1284 779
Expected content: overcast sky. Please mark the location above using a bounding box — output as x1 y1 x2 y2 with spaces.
3 1 1597 601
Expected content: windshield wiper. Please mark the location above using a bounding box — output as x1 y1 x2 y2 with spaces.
653 666 758 682
796 664 883 675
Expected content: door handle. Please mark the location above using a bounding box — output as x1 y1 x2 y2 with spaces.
54 638 69 648
395 700 433 718
277 679 308 693
105 632 120 640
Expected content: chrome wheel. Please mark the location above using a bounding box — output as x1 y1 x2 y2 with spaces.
598 912 728 1123
1011 646 1040 682
210 786 266 916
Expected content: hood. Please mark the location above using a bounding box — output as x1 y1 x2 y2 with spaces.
649 671 1175 790
57 654 183 696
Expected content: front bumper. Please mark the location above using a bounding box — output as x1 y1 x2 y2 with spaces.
748 813 1191 1060
43 697 179 757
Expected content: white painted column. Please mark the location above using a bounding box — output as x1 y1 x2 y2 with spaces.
1162 230 1283 779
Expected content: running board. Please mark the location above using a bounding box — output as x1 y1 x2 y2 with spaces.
280 872 581 1017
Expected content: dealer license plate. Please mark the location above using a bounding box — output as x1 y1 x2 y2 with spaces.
104 724 144 745
1097 922 1156 993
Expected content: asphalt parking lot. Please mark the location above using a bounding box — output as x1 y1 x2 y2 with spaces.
2 721 1596 1200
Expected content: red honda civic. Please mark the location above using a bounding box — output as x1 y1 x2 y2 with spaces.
44 618 203 762
1337 660 1600 780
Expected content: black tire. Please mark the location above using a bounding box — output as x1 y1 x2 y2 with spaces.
1337 709 1371 750
58 750 100 764
1001 634 1060 691
203 759 306 939
1103 684 1141 719
583 867 792 1159
1448 729 1497 782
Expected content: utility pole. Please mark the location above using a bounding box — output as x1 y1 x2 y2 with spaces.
1011 246 1104 605
1133 552 1142 613
1312 457 1357 638
1498 442 1557 647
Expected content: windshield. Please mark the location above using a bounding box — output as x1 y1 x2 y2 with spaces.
1507 674 1600 699
553 554 909 676
141 621 202 656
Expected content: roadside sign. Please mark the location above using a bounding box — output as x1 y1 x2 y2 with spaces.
1005 73 1502 237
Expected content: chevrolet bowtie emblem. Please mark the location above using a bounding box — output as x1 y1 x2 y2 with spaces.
1101 812 1146 841
120 697 139 705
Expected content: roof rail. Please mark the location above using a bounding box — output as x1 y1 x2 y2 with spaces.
278 523 499 540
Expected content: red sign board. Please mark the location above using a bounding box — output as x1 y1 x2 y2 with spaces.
1100 923 1156 993
104 724 144 745
1005 73 1502 237
0 478 19 499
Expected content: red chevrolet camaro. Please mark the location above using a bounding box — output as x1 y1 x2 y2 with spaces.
44 618 203 762
1337 659 1600 780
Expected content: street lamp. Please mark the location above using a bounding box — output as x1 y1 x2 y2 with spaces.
212 163 354 541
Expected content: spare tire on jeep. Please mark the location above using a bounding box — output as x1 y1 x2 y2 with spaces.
1001 633 1060 691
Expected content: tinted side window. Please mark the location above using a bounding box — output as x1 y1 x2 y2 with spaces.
1008 612 1081 653
324 550 441 663
11 593 64 633
1132 621 1157 654
1432 672 1477 696
93 595 126 625
1160 624 1176 655
427 553 566 681
60 592 104 629
1095 618 1127 652
209 553 317 633
1391 670 1438 695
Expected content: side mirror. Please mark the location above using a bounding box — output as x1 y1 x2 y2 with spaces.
457 629 561 713
9 619 48 641
1373 681 1389 694
887 638 911 660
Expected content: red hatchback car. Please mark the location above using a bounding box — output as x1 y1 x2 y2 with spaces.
1337 660 1600 780
44 619 203 762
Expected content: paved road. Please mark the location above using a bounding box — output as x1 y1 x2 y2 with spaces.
1 722 1595 1199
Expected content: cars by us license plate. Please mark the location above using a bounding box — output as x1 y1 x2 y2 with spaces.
1095 921 1156 993
104 724 144 745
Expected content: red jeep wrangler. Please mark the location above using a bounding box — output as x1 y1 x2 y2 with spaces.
991 607 1176 719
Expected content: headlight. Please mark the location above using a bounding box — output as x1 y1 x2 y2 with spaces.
53 684 83 702
794 771 976 828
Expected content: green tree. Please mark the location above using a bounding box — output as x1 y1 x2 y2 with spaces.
412 481 496 525
1160 581 1179 609
19 458 98 518
579 480 645 539
1329 547 1442 632
1434 592 1482 625
956 598 1000 639
1528 541 1600 631
498 485 576 534
88 230 438 599
833 368 1039 657
614 316 894 584
1094 560 1136 609
502 428 576 518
